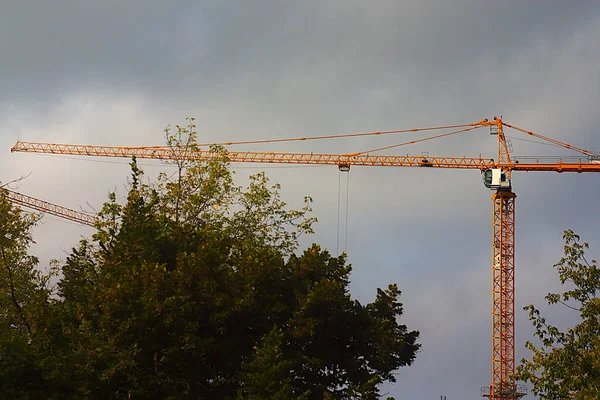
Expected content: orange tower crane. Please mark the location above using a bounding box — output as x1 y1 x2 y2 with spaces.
3 188 98 227
11 117 600 399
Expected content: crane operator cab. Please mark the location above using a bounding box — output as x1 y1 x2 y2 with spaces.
482 168 511 191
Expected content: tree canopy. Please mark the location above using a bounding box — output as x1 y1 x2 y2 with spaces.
0 119 420 399
515 229 600 399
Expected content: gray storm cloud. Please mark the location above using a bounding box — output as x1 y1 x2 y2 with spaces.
1 1 600 398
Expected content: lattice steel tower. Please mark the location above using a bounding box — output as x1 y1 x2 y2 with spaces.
481 120 526 400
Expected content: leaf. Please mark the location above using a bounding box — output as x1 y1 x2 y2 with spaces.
515 230 600 398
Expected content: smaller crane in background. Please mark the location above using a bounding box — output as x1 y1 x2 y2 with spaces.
2 188 98 227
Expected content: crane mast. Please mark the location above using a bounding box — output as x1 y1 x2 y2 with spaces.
9 118 600 399
485 190 522 399
481 119 525 399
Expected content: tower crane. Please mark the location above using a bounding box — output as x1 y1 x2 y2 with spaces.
2 188 98 227
10 117 600 400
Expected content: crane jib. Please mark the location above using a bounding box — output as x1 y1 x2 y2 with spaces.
10 141 600 172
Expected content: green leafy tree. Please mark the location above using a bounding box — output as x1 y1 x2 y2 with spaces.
0 118 420 399
0 188 52 398
515 229 600 399
236 325 308 399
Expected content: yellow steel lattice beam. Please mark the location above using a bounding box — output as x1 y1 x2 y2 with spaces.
4 189 98 227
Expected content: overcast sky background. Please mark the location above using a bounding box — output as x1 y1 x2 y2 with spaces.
2 1 600 398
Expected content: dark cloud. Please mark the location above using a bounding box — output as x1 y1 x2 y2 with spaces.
2 1 598 118
1 2 600 398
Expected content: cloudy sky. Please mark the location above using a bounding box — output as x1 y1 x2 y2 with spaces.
2 1 600 398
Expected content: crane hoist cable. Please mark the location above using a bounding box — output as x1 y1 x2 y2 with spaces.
345 170 350 253
336 168 351 255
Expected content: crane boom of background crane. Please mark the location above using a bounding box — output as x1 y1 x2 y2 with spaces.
3 188 98 227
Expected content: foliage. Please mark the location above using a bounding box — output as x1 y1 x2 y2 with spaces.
0 189 50 398
0 118 420 399
515 229 600 399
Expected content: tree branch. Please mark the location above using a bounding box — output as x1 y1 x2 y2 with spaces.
558 299 581 312
0 245 32 335
0 172 32 190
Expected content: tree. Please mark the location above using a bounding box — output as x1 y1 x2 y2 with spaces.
0 187 51 398
515 229 600 399
0 118 421 399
